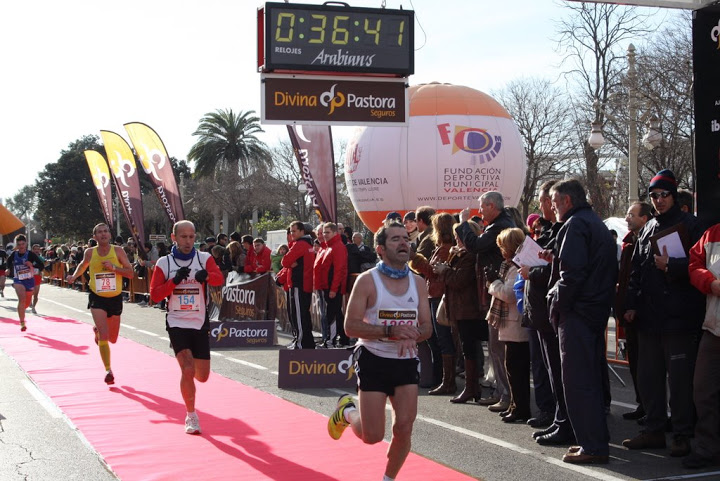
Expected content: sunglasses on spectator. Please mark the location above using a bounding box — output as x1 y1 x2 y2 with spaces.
649 191 672 200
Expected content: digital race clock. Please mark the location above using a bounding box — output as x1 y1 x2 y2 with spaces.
259 2 414 75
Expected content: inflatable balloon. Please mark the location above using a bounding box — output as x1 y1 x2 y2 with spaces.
345 82 527 232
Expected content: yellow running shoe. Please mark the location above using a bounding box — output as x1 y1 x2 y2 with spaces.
328 394 355 440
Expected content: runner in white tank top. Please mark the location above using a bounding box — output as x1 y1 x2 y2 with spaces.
327 222 432 481
357 268 421 360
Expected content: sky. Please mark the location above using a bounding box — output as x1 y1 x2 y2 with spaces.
0 0 680 204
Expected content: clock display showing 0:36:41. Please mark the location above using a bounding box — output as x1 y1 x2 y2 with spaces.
274 12 408 48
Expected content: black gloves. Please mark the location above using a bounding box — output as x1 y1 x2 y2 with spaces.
173 266 191 284
195 269 208 283
484 265 500 283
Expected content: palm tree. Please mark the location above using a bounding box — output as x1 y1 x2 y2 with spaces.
188 109 272 178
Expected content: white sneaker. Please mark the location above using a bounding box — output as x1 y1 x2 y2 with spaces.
185 413 201 435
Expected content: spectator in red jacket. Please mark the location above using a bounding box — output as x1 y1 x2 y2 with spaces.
281 221 316 349
316 222 349 347
245 238 272 274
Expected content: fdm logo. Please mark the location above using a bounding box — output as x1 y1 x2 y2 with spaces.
437 123 502 164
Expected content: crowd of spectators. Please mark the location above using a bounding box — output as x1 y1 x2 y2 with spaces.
5 167 719 469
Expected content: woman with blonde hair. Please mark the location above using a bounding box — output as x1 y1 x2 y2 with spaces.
487 227 531 422
410 212 457 394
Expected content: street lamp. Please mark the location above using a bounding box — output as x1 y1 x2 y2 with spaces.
588 44 662 204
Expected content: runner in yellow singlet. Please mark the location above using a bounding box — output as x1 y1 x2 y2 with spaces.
66 223 133 384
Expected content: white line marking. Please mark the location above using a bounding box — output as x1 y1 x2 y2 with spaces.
135 329 159 337
122 324 137 330
417 415 628 481
22 379 63 418
159 336 169 341
225 357 267 370
269 371 278 375
41 297 91 316
645 471 720 480
611 400 637 409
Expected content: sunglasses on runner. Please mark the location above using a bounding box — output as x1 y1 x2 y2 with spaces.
649 191 672 200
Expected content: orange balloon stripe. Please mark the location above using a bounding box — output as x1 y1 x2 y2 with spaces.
408 83 511 118
358 208 468 234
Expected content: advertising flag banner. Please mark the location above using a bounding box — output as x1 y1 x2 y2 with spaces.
287 125 337 222
124 122 185 224
83 150 114 230
100 130 146 249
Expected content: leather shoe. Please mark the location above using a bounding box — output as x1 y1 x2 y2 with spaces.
670 435 691 457
477 396 500 406
622 407 645 420
683 451 716 469
528 411 554 428
533 424 558 439
622 431 666 450
562 451 609 465
502 412 530 423
499 410 511 418
488 400 510 412
537 429 576 446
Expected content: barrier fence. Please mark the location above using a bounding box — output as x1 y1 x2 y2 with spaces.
39 261 628 366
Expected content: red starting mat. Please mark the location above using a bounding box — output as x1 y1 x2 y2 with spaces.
0 315 473 480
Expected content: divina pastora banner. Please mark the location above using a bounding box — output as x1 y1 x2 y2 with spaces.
208 273 279 322
100 130 146 251
124 122 185 225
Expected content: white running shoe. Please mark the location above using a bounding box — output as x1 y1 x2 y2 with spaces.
185 413 201 435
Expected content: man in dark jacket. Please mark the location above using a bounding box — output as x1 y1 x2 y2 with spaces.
414 206 436 260
545 179 617 465
281 221 316 349
615 201 652 422
520 180 572 444
622 169 704 458
457 191 516 411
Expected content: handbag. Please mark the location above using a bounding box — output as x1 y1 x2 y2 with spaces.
436 295 450 326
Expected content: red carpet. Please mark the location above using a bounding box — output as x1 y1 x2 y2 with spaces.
0 315 473 480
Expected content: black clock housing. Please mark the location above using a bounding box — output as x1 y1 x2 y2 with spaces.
261 2 414 75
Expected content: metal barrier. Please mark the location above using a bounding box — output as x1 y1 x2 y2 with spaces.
606 316 629 366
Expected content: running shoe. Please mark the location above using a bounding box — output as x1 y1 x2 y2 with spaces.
31 307 37 314
104 370 115 385
328 394 355 440
20 321 26 332
185 413 202 435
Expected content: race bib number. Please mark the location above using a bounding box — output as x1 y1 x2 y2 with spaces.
16 265 32 281
172 287 201 312
378 309 418 327
94 272 117 292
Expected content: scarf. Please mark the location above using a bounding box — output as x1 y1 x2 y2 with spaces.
171 245 196 261
486 261 512 330
376 261 410 279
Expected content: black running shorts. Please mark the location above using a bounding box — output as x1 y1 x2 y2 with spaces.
88 292 123 317
167 327 210 360
353 345 419 396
